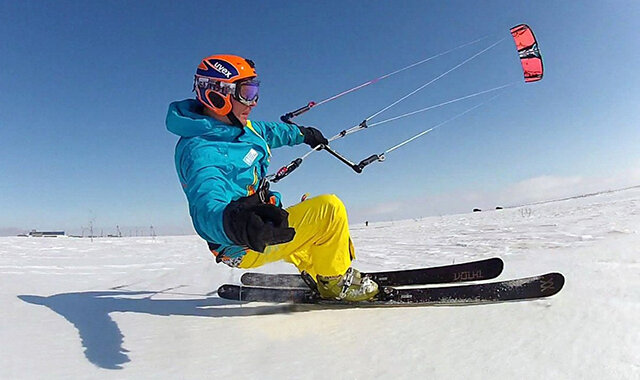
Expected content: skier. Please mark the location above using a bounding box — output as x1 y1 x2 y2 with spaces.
165 54 379 301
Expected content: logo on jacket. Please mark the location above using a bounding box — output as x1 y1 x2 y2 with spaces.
243 149 259 166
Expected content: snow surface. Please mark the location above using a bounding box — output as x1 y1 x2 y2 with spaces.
2 187 640 379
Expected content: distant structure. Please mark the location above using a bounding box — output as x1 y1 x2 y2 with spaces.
473 208 482 212
28 230 65 237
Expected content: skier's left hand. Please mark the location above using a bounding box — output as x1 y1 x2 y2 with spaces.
298 126 328 149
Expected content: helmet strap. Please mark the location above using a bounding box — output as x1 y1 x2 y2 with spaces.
227 109 244 128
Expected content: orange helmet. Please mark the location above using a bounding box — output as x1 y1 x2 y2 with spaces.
193 54 259 116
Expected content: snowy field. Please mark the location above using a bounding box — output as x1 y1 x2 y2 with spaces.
2 187 639 379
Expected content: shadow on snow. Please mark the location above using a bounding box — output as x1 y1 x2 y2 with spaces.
18 289 300 370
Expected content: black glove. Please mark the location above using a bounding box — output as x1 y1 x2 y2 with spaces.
222 194 296 252
298 126 328 149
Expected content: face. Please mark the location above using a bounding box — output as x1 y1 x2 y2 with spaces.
230 96 254 126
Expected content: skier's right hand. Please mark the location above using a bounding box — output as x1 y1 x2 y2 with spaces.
222 193 296 253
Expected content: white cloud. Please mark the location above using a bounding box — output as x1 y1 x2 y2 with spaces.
499 175 586 205
500 167 640 206
349 166 640 223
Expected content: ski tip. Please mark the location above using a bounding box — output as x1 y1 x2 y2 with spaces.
491 257 505 271
541 272 565 297
217 284 241 301
552 271 565 287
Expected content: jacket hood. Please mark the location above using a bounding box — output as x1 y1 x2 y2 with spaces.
166 99 242 140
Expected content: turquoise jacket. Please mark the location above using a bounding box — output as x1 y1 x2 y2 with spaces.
166 99 305 249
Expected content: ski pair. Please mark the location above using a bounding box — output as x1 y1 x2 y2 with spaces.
218 272 564 305
217 257 565 306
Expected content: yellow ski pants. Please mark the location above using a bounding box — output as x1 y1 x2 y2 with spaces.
237 194 355 279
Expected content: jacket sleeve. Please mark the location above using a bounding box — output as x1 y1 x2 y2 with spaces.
177 140 236 245
252 120 305 149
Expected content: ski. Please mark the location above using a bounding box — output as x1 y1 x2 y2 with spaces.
241 257 504 288
219 272 564 306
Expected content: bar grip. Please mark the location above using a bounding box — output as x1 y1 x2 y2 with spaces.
354 154 383 173
272 158 303 183
280 102 316 123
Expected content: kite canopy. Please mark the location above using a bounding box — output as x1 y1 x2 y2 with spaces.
510 24 543 83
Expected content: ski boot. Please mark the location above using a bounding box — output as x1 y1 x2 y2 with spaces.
314 267 379 302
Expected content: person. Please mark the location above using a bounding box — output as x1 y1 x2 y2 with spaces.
165 54 378 301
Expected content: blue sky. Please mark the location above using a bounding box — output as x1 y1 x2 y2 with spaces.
1 1 639 235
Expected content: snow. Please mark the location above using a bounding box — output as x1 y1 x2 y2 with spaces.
2 187 640 379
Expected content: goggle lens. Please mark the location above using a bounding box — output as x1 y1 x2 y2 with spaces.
237 80 260 104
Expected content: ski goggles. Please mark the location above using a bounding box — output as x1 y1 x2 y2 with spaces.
194 76 260 106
